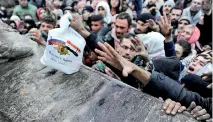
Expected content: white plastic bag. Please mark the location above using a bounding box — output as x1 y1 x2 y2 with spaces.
40 13 86 74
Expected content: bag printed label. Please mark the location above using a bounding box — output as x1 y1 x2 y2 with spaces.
41 28 86 74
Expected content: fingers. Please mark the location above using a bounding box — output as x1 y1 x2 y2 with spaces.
167 14 172 25
187 101 196 112
95 49 111 61
193 109 207 117
207 83 212 89
196 114 211 121
104 42 120 59
178 106 186 113
163 12 168 25
166 100 176 114
163 99 172 110
159 16 164 28
171 102 181 115
130 36 140 46
97 42 114 58
191 106 202 115
163 99 178 115
206 118 213 122
97 56 107 62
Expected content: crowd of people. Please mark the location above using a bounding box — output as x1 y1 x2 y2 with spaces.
0 0 212 121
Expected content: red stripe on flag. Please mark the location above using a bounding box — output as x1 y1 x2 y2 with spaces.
67 40 81 53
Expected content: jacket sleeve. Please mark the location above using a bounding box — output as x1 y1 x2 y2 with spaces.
85 32 105 51
164 41 176 57
143 71 212 115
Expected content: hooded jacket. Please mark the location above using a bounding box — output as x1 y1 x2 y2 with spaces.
95 1 112 24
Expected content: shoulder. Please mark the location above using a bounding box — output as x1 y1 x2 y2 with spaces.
14 5 21 10
29 4 37 10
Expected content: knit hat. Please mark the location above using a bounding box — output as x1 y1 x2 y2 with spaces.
164 0 175 7
177 25 202 51
10 15 21 23
83 6 94 13
179 16 192 24
137 32 165 59
137 13 155 23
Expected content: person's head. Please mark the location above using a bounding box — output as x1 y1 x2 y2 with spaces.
116 33 138 61
24 19 36 33
71 0 78 11
175 40 191 59
63 6 72 14
91 0 99 9
23 14 33 20
148 0 156 5
179 25 195 41
122 0 128 11
170 7 183 21
53 0 63 8
178 16 192 30
187 51 212 74
190 0 202 12
96 1 110 17
82 6 94 21
137 32 165 59
135 13 155 34
163 1 175 15
10 15 21 23
110 0 120 9
40 12 56 34
18 0 28 8
77 1 86 14
202 0 212 13
115 12 132 39
16 21 27 34
37 8 46 21
128 1 136 11
90 14 105 33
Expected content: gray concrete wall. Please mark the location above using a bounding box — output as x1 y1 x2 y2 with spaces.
0 20 197 122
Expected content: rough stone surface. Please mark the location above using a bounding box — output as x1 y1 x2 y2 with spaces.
0 20 198 122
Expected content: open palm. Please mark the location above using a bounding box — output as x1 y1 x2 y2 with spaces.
95 42 135 77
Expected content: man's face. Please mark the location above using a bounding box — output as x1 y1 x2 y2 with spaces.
122 0 128 11
178 20 189 30
180 26 194 41
163 5 172 15
115 18 130 38
135 20 148 34
148 0 156 5
202 0 212 13
91 21 104 33
170 9 182 21
19 0 28 7
53 0 63 8
39 22 54 34
187 56 210 74
117 38 137 61
190 0 202 12
82 10 91 21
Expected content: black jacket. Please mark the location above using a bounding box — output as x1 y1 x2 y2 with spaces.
144 71 212 115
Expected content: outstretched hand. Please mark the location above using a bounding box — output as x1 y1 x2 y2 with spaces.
95 42 136 77
158 13 173 39
163 99 212 121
